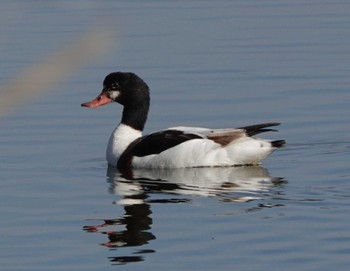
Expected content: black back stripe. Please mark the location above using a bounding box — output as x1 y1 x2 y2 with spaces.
132 130 202 157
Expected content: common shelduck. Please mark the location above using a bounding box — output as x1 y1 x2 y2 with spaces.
81 72 285 169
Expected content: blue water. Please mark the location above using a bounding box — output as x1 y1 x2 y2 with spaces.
1 1 350 270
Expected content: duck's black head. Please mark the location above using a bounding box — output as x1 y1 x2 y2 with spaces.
82 72 150 131
82 72 150 108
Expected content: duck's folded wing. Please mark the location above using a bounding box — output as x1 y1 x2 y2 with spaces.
127 126 251 156
169 123 281 137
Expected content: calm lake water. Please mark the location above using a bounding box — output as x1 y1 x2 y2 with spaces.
1 1 350 270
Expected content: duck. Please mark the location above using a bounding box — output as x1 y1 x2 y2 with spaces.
81 72 286 169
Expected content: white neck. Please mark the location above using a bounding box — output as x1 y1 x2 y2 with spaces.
106 123 142 166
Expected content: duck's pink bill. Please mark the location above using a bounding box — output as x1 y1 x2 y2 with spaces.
81 92 112 108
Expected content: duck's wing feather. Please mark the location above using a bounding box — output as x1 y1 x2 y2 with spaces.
169 122 281 138
237 122 281 136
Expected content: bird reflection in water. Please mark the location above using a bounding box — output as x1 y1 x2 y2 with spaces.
83 165 286 265
83 182 156 264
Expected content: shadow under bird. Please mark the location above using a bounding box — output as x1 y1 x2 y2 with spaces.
82 72 286 169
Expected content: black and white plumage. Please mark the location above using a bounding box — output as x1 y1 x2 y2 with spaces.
81 72 286 169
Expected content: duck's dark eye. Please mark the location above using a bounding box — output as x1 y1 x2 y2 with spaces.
111 82 119 90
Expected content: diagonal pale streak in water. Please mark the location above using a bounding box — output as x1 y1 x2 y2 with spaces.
0 28 113 117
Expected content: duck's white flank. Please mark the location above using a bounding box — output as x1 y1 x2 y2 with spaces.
131 133 275 168
107 123 141 166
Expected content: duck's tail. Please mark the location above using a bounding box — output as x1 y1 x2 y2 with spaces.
239 123 286 148
271 140 286 148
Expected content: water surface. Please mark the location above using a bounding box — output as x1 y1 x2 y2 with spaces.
1 1 350 270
